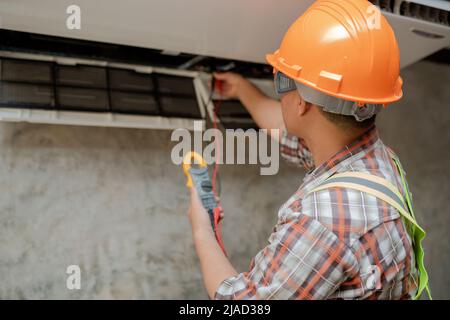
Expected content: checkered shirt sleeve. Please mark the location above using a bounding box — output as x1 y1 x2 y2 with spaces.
280 130 315 170
214 214 359 300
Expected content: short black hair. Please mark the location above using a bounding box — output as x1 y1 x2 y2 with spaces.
317 106 376 130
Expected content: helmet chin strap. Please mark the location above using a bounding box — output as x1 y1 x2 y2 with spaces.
295 82 383 122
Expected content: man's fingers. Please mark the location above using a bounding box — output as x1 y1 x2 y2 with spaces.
189 186 194 199
189 187 200 207
213 72 228 80
222 83 232 92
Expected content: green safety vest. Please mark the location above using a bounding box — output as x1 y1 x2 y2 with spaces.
307 151 431 300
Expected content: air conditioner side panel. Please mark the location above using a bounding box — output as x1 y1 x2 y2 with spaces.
384 13 450 68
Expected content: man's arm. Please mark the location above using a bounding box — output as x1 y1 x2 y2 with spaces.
189 73 286 297
214 72 284 140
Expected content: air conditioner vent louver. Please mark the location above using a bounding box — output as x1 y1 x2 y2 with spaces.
0 57 202 117
370 0 395 12
370 0 450 27
214 100 258 130
400 1 449 26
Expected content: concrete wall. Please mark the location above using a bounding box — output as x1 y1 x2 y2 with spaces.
0 60 448 299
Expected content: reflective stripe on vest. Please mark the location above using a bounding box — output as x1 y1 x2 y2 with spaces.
306 165 431 300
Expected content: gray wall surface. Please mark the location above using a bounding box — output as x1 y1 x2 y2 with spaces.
0 60 449 299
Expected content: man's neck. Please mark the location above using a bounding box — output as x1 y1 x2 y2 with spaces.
304 126 366 168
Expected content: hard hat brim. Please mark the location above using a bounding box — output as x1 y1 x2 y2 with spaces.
266 52 403 105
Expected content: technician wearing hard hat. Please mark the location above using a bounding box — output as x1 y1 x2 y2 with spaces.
188 0 431 299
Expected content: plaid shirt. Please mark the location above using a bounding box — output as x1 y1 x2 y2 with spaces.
215 126 419 300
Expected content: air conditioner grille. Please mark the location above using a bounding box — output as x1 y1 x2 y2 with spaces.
370 0 449 26
214 100 258 130
401 1 449 26
0 57 202 118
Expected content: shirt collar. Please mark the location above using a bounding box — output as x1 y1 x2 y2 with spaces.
302 125 380 187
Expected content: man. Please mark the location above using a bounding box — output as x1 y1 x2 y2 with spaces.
187 0 429 299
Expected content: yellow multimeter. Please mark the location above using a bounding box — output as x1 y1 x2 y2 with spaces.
182 151 226 253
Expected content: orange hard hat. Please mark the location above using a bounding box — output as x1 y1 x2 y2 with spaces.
266 0 403 105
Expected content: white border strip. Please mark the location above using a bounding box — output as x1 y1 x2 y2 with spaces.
0 108 205 131
0 51 199 77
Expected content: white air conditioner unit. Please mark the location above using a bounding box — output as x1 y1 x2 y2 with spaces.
0 0 447 130
0 0 447 67
370 0 450 67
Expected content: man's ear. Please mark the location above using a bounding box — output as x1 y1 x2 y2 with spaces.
297 98 310 116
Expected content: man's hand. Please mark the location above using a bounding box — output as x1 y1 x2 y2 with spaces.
213 72 245 99
188 187 214 236
214 72 285 136
188 187 224 235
